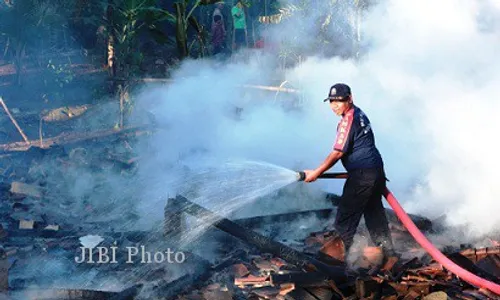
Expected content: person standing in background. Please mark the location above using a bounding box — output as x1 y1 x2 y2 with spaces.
231 0 247 51
211 14 226 56
211 2 226 33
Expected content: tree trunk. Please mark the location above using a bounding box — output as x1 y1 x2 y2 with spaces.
174 2 188 59
14 41 25 86
188 16 205 58
118 84 130 129
107 0 116 78
2 37 9 60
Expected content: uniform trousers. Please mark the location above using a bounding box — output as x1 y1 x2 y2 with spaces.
334 167 394 253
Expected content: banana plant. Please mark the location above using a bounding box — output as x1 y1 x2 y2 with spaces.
105 0 177 77
172 0 222 59
102 0 177 126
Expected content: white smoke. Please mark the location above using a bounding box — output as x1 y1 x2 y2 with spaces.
360 0 500 237
131 0 500 240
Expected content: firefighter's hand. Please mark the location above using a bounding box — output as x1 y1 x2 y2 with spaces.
304 170 319 182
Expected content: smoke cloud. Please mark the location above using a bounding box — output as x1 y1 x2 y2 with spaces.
130 0 500 241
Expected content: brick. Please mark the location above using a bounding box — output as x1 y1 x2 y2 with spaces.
44 224 59 231
10 182 42 199
319 235 345 262
19 219 34 230
234 275 270 287
279 283 295 295
422 291 448 300
253 257 279 273
270 257 287 268
231 263 250 277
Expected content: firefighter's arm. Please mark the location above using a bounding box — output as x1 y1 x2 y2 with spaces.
304 150 344 182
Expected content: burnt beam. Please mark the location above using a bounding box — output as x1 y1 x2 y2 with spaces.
166 195 351 284
270 272 329 286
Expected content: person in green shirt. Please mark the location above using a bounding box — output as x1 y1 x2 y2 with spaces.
231 1 247 50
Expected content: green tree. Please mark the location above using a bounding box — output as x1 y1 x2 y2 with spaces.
0 0 74 85
172 0 220 59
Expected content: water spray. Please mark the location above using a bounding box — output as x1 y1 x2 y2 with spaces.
297 171 500 295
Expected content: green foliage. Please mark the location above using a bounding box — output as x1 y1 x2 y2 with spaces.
0 0 79 84
105 0 177 76
240 0 252 8
46 59 75 88
170 0 213 59
1 0 77 47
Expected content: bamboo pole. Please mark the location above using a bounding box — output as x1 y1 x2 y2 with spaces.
0 97 29 143
112 77 300 93
39 116 43 148
0 124 153 153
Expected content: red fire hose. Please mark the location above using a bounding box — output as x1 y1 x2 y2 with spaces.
384 187 500 295
299 172 500 295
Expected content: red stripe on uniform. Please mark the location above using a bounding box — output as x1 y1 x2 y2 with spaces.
333 108 354 152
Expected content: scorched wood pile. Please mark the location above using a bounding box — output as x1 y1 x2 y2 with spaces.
164 196 500 300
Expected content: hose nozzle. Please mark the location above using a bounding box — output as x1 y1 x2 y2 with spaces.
297 171 306 181
296 171 349 181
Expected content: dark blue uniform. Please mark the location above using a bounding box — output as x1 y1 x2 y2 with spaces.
333 105 383 171
333 105 394 254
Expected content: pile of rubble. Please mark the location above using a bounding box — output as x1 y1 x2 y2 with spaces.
0 138 152 298
0 142 499 299
166 196 500 300
177 246 500 300
221 243 500 299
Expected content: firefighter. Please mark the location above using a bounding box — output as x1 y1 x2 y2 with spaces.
303 83 396 257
